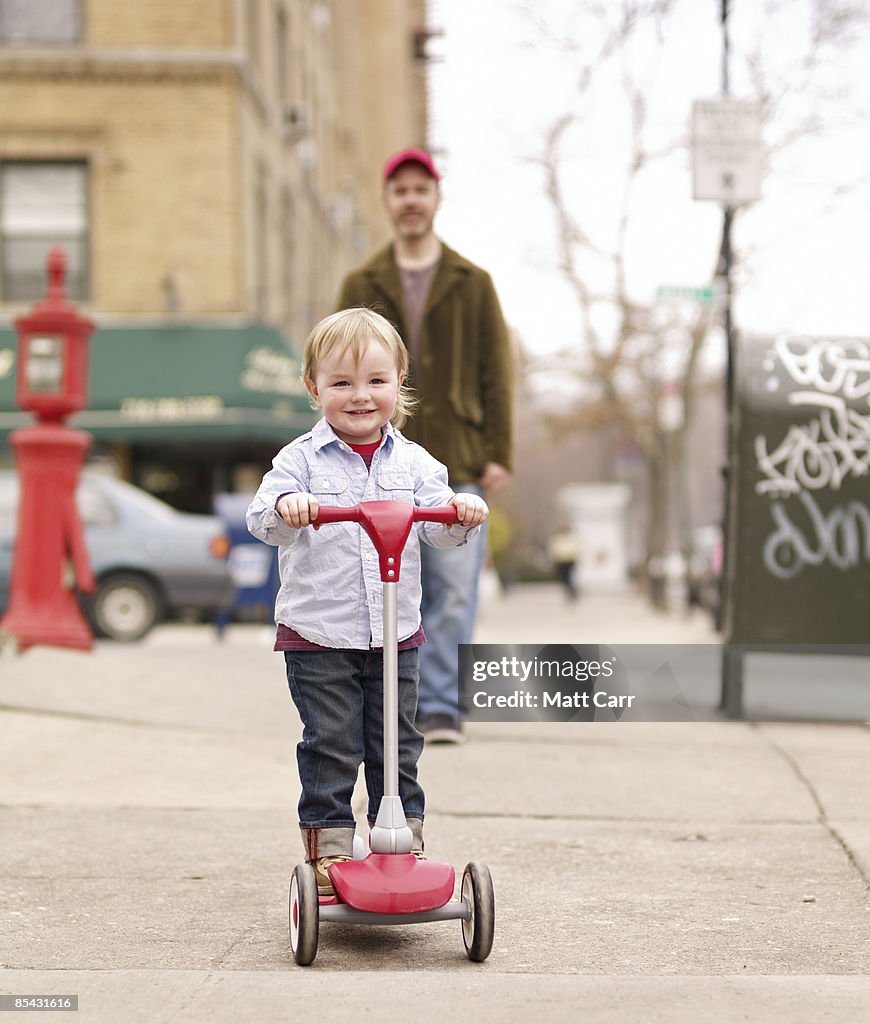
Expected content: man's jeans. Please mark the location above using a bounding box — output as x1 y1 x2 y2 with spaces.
418 482 489 721
284 647 425 857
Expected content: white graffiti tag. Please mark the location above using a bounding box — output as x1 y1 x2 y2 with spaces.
763 491 870 580
755 335 870 579
774 334 870 403
755 398 870 495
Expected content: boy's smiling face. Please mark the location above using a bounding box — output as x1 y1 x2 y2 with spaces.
305 337 403 445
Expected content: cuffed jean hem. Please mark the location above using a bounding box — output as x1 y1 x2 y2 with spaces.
301 825 356 860
302 818 424 859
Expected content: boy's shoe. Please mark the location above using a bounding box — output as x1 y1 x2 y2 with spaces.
419 714 465 745
312 855 352 896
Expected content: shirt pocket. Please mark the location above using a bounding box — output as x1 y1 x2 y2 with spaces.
376 469 415 502
309 469 351 503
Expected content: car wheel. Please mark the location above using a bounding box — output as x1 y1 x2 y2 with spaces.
88 573 163 642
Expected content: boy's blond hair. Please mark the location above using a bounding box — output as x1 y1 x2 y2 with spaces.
302 307 416 428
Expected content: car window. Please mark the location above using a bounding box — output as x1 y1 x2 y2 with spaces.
77 480 118 527
0 473 121 529
0 474 17 532
0 471 185 532
100 477 177 522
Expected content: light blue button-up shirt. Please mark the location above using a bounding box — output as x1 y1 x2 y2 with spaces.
246 418 478 649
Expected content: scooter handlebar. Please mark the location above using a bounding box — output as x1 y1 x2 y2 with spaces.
312 503 459 527
312 502 459 581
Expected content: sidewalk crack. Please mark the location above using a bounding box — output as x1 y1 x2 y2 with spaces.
209 923 260 971
158 970 213 1024
0 703 247 738
758 724 870 889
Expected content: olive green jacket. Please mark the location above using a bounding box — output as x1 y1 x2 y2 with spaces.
337 243 514 482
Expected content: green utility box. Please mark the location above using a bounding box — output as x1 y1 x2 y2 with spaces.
720 333 870 715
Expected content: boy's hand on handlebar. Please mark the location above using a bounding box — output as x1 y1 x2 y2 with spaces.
276 492 320 529
450 492 489 528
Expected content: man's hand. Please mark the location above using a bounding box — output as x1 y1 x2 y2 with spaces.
479 462 510 495
276 492 320 529
450 492 489 528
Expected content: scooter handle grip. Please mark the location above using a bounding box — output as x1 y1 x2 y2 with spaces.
413 506 460 525
312 506 361 525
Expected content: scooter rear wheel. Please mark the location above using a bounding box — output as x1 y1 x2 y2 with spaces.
461 861 495 962
289 864 319 965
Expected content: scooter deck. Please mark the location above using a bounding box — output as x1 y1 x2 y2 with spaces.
328 854 455 914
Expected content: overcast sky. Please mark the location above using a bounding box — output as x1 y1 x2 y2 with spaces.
426 0 870 364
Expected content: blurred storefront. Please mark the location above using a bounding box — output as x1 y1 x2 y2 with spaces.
0 323 314 513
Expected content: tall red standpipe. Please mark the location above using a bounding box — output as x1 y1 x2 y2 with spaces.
0 246 96 651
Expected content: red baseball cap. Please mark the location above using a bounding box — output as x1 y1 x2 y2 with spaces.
383 147 441 182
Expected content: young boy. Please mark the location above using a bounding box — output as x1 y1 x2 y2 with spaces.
246 307 488 894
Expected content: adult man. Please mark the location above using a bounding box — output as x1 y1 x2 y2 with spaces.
337 147 514 744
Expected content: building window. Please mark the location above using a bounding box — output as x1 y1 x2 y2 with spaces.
1 162 89 302
275 3 288 107
0 0 81 44
281 188 295 328
254 167 268 317
246 0 261 71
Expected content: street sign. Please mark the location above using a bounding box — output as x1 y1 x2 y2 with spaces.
692 98 762 205
656 285 721 303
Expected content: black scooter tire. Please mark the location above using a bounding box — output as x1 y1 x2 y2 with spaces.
461 861 495 962
289 864 319 965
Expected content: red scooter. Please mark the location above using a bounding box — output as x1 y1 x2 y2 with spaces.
288 501 495 965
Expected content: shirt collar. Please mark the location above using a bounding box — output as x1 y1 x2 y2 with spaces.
311 417 396 453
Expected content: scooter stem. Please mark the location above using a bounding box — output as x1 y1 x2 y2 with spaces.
312 502 460 856
369 580 414 854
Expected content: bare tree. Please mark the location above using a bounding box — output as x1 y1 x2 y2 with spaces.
526 0 868 607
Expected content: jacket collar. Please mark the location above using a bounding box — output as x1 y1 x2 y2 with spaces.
364 241 470 318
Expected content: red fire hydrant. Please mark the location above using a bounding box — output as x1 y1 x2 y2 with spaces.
0 246 96 652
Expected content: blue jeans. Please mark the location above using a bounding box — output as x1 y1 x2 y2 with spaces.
418 483 489 721
284 647 425 836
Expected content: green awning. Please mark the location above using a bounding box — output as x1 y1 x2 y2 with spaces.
0 323 316 444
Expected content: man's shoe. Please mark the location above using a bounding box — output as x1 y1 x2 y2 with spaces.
419 714 465 745
312 855 352 896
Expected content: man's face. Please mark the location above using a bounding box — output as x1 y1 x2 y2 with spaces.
382 163 440 241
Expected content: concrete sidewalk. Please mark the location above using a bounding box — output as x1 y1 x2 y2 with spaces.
473 576 722 645
1 585 869 1022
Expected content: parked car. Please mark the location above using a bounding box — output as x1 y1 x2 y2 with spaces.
0 470 233 641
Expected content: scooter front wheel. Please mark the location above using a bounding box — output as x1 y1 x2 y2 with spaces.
289 864 319 965
461 861 495 962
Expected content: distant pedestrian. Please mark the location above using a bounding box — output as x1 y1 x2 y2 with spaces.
337 147 514 744
547 526 581 602
246 307 487 894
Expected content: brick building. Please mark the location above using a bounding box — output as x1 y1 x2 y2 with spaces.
0 0 429 510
